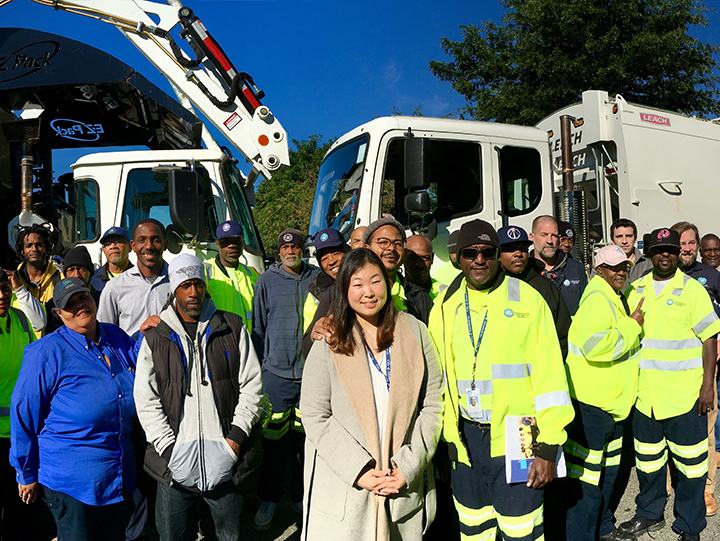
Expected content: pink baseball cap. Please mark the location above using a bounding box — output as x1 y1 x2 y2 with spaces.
595 245 634 268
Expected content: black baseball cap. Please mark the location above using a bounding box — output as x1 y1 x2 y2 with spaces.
644 228 681 255
53 277 91 311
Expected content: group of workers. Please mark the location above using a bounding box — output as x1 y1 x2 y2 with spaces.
1 211 719 541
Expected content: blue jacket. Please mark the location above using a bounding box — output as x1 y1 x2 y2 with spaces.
536 250 588 316
252 262 318 379
10 323 137 506
684 260 720 316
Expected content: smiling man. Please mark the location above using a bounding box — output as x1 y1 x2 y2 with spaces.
619 228 720 541
205 221 259 333
97 218 172 338
701 234 720 271
428 219 573 541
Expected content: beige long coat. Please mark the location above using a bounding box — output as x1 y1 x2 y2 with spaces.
300 312 444 541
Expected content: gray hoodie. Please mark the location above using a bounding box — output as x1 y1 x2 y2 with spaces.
134 299 263 492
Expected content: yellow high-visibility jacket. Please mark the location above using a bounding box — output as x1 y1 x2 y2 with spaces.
204 256 259 333
627 269 720 420
566 275 641 421
428 272 573 465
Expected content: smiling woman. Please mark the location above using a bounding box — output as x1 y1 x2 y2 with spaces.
10 277 138 541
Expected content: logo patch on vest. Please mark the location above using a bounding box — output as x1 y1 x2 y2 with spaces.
699 277 708 285
667 299 674 306
563 279 570 286
504 309 514 318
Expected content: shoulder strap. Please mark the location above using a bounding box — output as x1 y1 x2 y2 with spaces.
10 307 32 342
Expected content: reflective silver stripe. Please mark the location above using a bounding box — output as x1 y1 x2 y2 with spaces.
636 286 645 295
641 337 702 351
438 284 448 294
683 274 691 286
535 390 571 411
457 379 493 396
568 342 582 357
583 331 610 355
0 407 10 417
672 288 682 297
693 312 719 335
459 405 492 422
204 262 214 279
492 363 529 379
611 330 627 360
639 358 703 371
245 311 253 322
583 290 617 321
507 278 521 302
614 345 640 363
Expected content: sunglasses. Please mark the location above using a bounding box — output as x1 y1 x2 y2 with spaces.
460 247 498 261
600 263 631 273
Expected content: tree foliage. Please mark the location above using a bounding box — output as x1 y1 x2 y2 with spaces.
253 135 334 255
429 0 720 125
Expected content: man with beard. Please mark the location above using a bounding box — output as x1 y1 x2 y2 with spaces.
670 221 720 517
701 234 720 271
134 254 263 541
98 219 172 338
530 215 587 315
363 218 433 323
498 225 570 358
15 224 63 306
404 234 444 300
251 228 318 530
91 227 133 293
619 228 720 541
205 221 259 333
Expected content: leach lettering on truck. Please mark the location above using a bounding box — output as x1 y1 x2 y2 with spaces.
0 40 59 83
640 113 671 126
50 119 105 142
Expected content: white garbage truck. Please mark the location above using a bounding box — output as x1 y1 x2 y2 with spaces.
308 90 720 266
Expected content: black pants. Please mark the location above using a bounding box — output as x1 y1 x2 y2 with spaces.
44 487 132 541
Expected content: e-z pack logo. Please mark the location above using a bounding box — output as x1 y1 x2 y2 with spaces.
50 119 104 142
0 41 59 83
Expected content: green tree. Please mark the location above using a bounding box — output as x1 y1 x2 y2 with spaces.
253 135 334 255
429 0 720 125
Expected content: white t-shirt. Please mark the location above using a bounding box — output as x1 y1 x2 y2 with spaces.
366 346 390 467
653 278 672 297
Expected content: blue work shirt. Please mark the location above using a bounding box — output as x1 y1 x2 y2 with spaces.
10 323 137 506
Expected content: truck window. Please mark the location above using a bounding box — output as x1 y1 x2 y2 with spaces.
71 179 99 242
121 167 217 241
499 146 542 217
381 138 482 226
221 162 263 253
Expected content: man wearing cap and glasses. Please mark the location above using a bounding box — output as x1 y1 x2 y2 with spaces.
498 225 571 359
563 245 644 541
252 228 318 530
617 228 720 541
91 227 133 293
429 219 573 541
204 221 259 333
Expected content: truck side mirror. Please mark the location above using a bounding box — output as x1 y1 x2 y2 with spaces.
168 169 204 238
404 137 430 190
404 191 429 214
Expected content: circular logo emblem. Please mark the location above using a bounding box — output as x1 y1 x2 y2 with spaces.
109 227 116 234
563 279 570 287
667 299 674 306
657 229 670 241
507 227 521 240
222 223 231 232
566 229 574 238
283 233 293 242
699 277 707 285
320 233 329 242
504 309 514 318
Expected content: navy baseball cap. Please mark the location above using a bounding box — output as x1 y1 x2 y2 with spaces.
314 228 349 255
216 220 244 240
99 226 129 244
497 225 531 246
53 277 91 311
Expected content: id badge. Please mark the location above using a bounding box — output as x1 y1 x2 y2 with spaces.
466 388 482 416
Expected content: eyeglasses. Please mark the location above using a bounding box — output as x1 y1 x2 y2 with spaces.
600 263 631 273
372 238 405 251
460 247 498 261
102 240 126 247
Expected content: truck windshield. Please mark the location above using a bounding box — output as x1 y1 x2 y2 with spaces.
220 162 263 253
309 135 368 238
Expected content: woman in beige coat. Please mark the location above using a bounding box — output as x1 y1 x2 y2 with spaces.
300 248 444 541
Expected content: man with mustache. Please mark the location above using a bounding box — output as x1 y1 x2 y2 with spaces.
530 215 587 315
134 254 263 541
498 225 570 358
404 234 444 300
90 227 133 293
251 228 318 530
618 228 720 541
205 221 259 333
98 219 172 338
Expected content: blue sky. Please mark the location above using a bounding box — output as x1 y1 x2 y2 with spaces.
2 0 719 178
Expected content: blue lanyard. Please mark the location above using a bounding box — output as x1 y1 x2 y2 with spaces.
465 287 488 390
367 346 391 391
